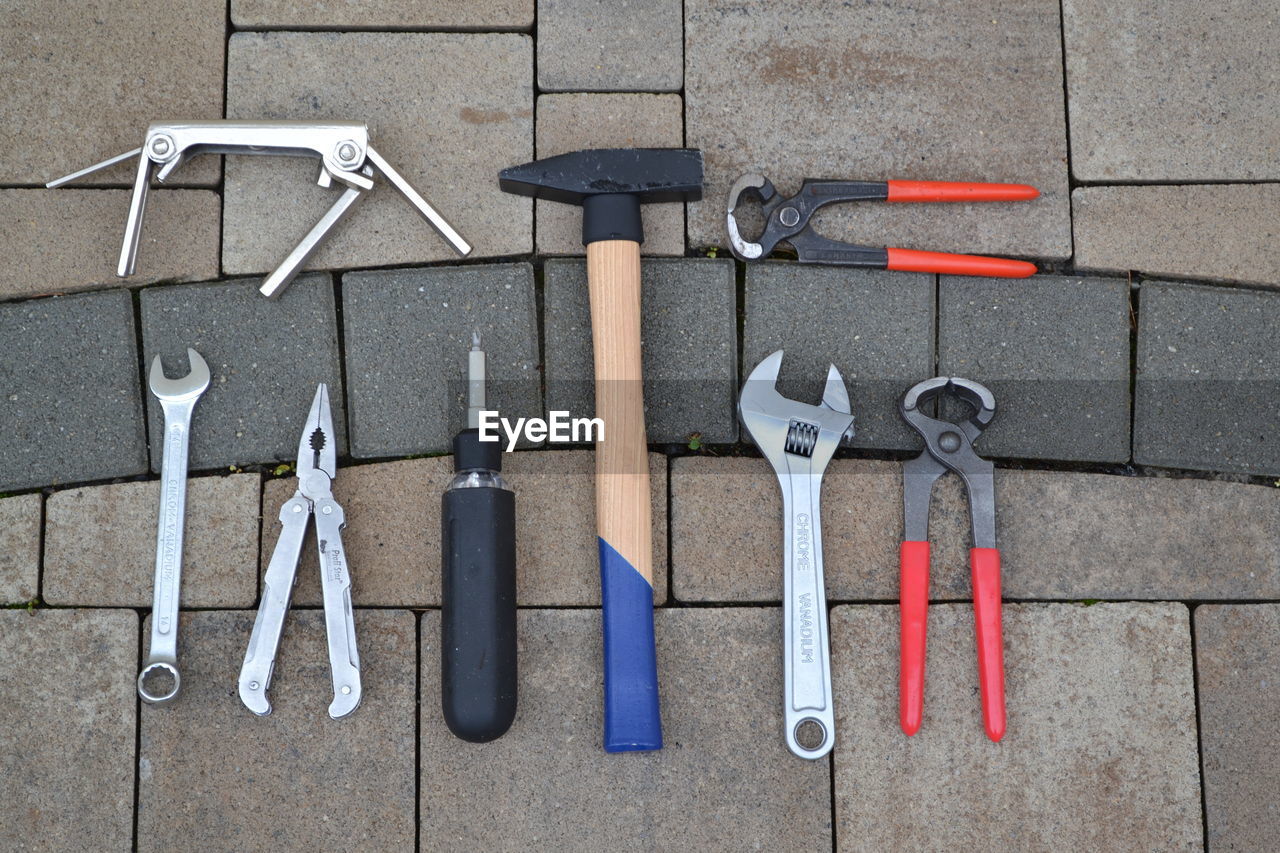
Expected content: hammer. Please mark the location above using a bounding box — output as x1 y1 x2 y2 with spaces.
500 148 703 752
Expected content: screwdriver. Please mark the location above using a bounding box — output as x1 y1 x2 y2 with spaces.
441 332 517 741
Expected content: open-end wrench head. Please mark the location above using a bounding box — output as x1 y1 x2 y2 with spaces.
148 348 211 402
726 173 776 260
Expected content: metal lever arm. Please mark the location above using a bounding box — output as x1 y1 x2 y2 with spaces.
365 146 471 256
315 497 362 719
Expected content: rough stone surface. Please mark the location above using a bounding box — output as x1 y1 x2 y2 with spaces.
743 264 933 450
419 607 831 850
0 190 221 299
832 603 1201 850
0 609 137 850
139 274 345 472
2 0 223 186
0 494 40 604
262 450 668 606
1135 281 1280 475
685 0 1070 257
1074 185 1280 288
137 609 416 852
224 33 532 272
342 264 541 457
0 290 147 492
1196 604 1280 851
43 474 261 607
938 274 1131 462
537 0 683 92
232 0 532 28
1062 0 1280 181
534 94 686 256
544 258 738 445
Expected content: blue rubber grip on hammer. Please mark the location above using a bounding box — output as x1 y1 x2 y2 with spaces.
599 537 662 752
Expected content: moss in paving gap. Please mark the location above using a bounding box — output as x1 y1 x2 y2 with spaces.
271 462 295 478
1079 599 1101 606
4 598 42 612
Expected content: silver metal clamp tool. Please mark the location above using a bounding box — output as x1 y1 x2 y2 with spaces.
47 120 472 298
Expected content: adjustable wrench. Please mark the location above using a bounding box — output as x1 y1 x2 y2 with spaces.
139 348 210 704
739 350 854 759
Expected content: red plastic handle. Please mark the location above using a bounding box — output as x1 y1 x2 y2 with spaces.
886 248 1037 278
899 540 931 736
886 180 1039 203
971 547 1006 741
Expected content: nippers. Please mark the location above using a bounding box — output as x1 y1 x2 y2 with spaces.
726 174 1039 278
898 377 1005 741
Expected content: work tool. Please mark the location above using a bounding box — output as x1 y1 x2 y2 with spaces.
898 377 1004 741
138 348 211 705
499 148 703 752
739 350 854 760
47 120 471 298
726 174 1039 277
441 333 518 742
238 384 361 719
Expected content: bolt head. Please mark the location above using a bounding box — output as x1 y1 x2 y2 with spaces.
779 206 801 227
335 141 359 164
939 430 962 453
149 136 173 157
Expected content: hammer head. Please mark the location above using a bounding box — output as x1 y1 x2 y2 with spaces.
499 148 703 205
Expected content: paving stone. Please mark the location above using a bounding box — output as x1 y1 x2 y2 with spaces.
938 274 1131 463
831 603 1201 850
1062 0 1280 181
0 494 40 604
419 607 830 850
137 609 415 852
342 264 541 458
743 264 933 450
43 474 260 607
2 0 223 187
1195 604 1280 850
0 190 220 299
535 94 686 256
1135 281 1280 475
139 274 344 472
544 258 738 445
0 290 147 492
232 0 532 28
536 0 683 92
684 0 1070 257
262 450 668 606
672 457 1280 602
0 609 137 850
1074 185 1280 288
224 32 532 274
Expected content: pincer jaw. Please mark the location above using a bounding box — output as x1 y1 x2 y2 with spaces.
726 173 777 261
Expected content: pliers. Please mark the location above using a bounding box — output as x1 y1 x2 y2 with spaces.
726 174 1039 278
898 377 1005 741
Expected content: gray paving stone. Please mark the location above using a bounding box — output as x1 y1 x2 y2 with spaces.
672 457 1280 602
938 274 1131 463
743 264 933 450
0 290 147 492
1135 281 1280 475
0 609 137 850
1063 0 1280 181
536 0 683 92
232 0 532 28
684 0 1070 257
1074 185 1280 288
0 190 220 299
342 264 541 458
2 0 223 187
544 258 738 445
137 609 416 852
0 494 40 604
420 607 831 850
224 32 532 274
535 94 685 256
832 603 1201 850
139 274 344 472
44 474 260 607
1196 604 1280 851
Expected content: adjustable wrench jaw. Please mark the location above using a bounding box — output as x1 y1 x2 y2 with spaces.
738 350 856 475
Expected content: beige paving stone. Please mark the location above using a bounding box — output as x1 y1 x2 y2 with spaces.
537 0 683 92
232 0 533 28
831 603 1201 850
0 609 137 851
137 609 415 852
2 0 224 187
419 607 831 851
1195 604 1280 850
44 474 261 607
535 94 685 255
0 189 221 299
0 494 40 603
1074 185 1280 288
224 33 532 274
262 451 668 607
